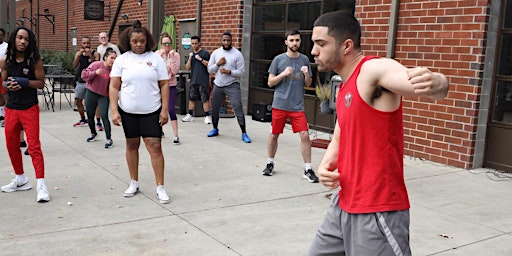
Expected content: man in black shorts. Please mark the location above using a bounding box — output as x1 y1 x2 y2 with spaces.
183 36 211 124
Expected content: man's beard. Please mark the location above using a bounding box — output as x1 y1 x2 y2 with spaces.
223 45 232 50
288 46 299 52
318 48 341 72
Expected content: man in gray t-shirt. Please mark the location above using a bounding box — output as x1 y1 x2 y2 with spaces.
261 29 318 183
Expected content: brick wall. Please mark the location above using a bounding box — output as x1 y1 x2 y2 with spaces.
357 0 488 169
15 0 149 51
166 0 244 53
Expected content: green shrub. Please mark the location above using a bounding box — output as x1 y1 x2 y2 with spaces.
40 50 75 73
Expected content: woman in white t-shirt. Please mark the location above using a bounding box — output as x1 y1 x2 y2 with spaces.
109 20 171 204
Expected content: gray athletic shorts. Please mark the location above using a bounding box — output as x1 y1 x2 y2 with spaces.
307 193 411 256
75 82 87 99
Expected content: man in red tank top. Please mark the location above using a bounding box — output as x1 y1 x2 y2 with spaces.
307 11 449 256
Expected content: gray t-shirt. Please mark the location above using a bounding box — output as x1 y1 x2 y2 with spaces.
190 49 210 85
268 53 312 111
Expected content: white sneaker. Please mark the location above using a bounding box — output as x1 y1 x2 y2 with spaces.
124 180 139 197
204 116 212 124
156 185 170 204
37 184 50 202
182 114 194 122
1 178 32 192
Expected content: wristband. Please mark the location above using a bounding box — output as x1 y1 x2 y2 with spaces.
13 77 30 88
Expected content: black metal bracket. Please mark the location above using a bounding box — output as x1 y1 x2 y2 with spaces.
37 14 55 34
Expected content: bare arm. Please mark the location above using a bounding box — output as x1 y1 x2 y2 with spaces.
185 52 192 71
317 122 340 189
109 76 122 126
31 59 45 89
159 79 170 125
267 66 292 87
72 51 82 69
365 58 449 101
0 56 7 81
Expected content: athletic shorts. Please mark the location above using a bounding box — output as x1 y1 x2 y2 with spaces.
75 82 87 99
118 107 162 139
189 83 210 102
307 193 411 256
271 108 308 134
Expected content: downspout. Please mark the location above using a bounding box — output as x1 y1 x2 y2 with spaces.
66 0 69 52
386 0 400 58
196 0 202 37
108 0 124 40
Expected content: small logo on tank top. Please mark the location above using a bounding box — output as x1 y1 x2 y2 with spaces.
344 92 352 108
146 61 152 67
23 68 29 76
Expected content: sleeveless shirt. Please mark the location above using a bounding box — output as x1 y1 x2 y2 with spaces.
6 59 38 110
335 56 410 214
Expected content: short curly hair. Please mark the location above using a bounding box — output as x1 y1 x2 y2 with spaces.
118 20 156 53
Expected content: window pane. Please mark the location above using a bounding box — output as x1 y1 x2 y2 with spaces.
288 2 321 30
252 34 285 60
254 5 286 32
498 34 512 76
504 0 512 29
251 61 272 88
493 81 512 123
254 0 282 3
300 33 314 62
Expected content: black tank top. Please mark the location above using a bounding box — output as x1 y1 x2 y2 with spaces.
6 59 38 110
76 50 95 83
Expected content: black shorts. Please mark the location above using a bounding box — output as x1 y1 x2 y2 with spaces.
118 107 162 139
189 83 210 102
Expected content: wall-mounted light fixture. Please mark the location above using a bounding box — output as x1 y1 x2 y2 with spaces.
137 0 142 6
120 13 128 20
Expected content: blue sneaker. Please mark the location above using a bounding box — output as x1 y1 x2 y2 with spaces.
242 133 252 143
207 128 219 137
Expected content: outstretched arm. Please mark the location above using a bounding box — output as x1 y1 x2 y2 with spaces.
365 58 449 101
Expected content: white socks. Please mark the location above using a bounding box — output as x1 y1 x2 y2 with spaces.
37 178 46 187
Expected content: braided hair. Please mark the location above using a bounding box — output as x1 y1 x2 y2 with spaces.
5 27 41 69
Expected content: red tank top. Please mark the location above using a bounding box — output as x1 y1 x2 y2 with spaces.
335 56 410 213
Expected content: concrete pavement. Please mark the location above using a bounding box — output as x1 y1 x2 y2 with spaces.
0 102 511 255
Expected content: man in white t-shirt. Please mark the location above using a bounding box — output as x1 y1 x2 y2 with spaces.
96 32 121 59
0 28 7 58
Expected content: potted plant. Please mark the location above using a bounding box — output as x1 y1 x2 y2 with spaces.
315 83 332 114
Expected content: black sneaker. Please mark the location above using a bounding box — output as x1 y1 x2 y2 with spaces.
262 163 274 176
24 149 29 156
303 169 319 183
20 141 27 148
86 133 98 142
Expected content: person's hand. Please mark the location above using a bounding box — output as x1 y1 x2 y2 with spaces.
300 66 309 76
95 68 103 75
217 57 226 66
111 112 122 126
160 111 169 126
282 66 293 77
195 54 203 61
219 68 231 74
83 47 92 56
408 67 437 95
317 161 340 189
6 77 22 91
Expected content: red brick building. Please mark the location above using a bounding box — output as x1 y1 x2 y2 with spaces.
5 0 512 171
